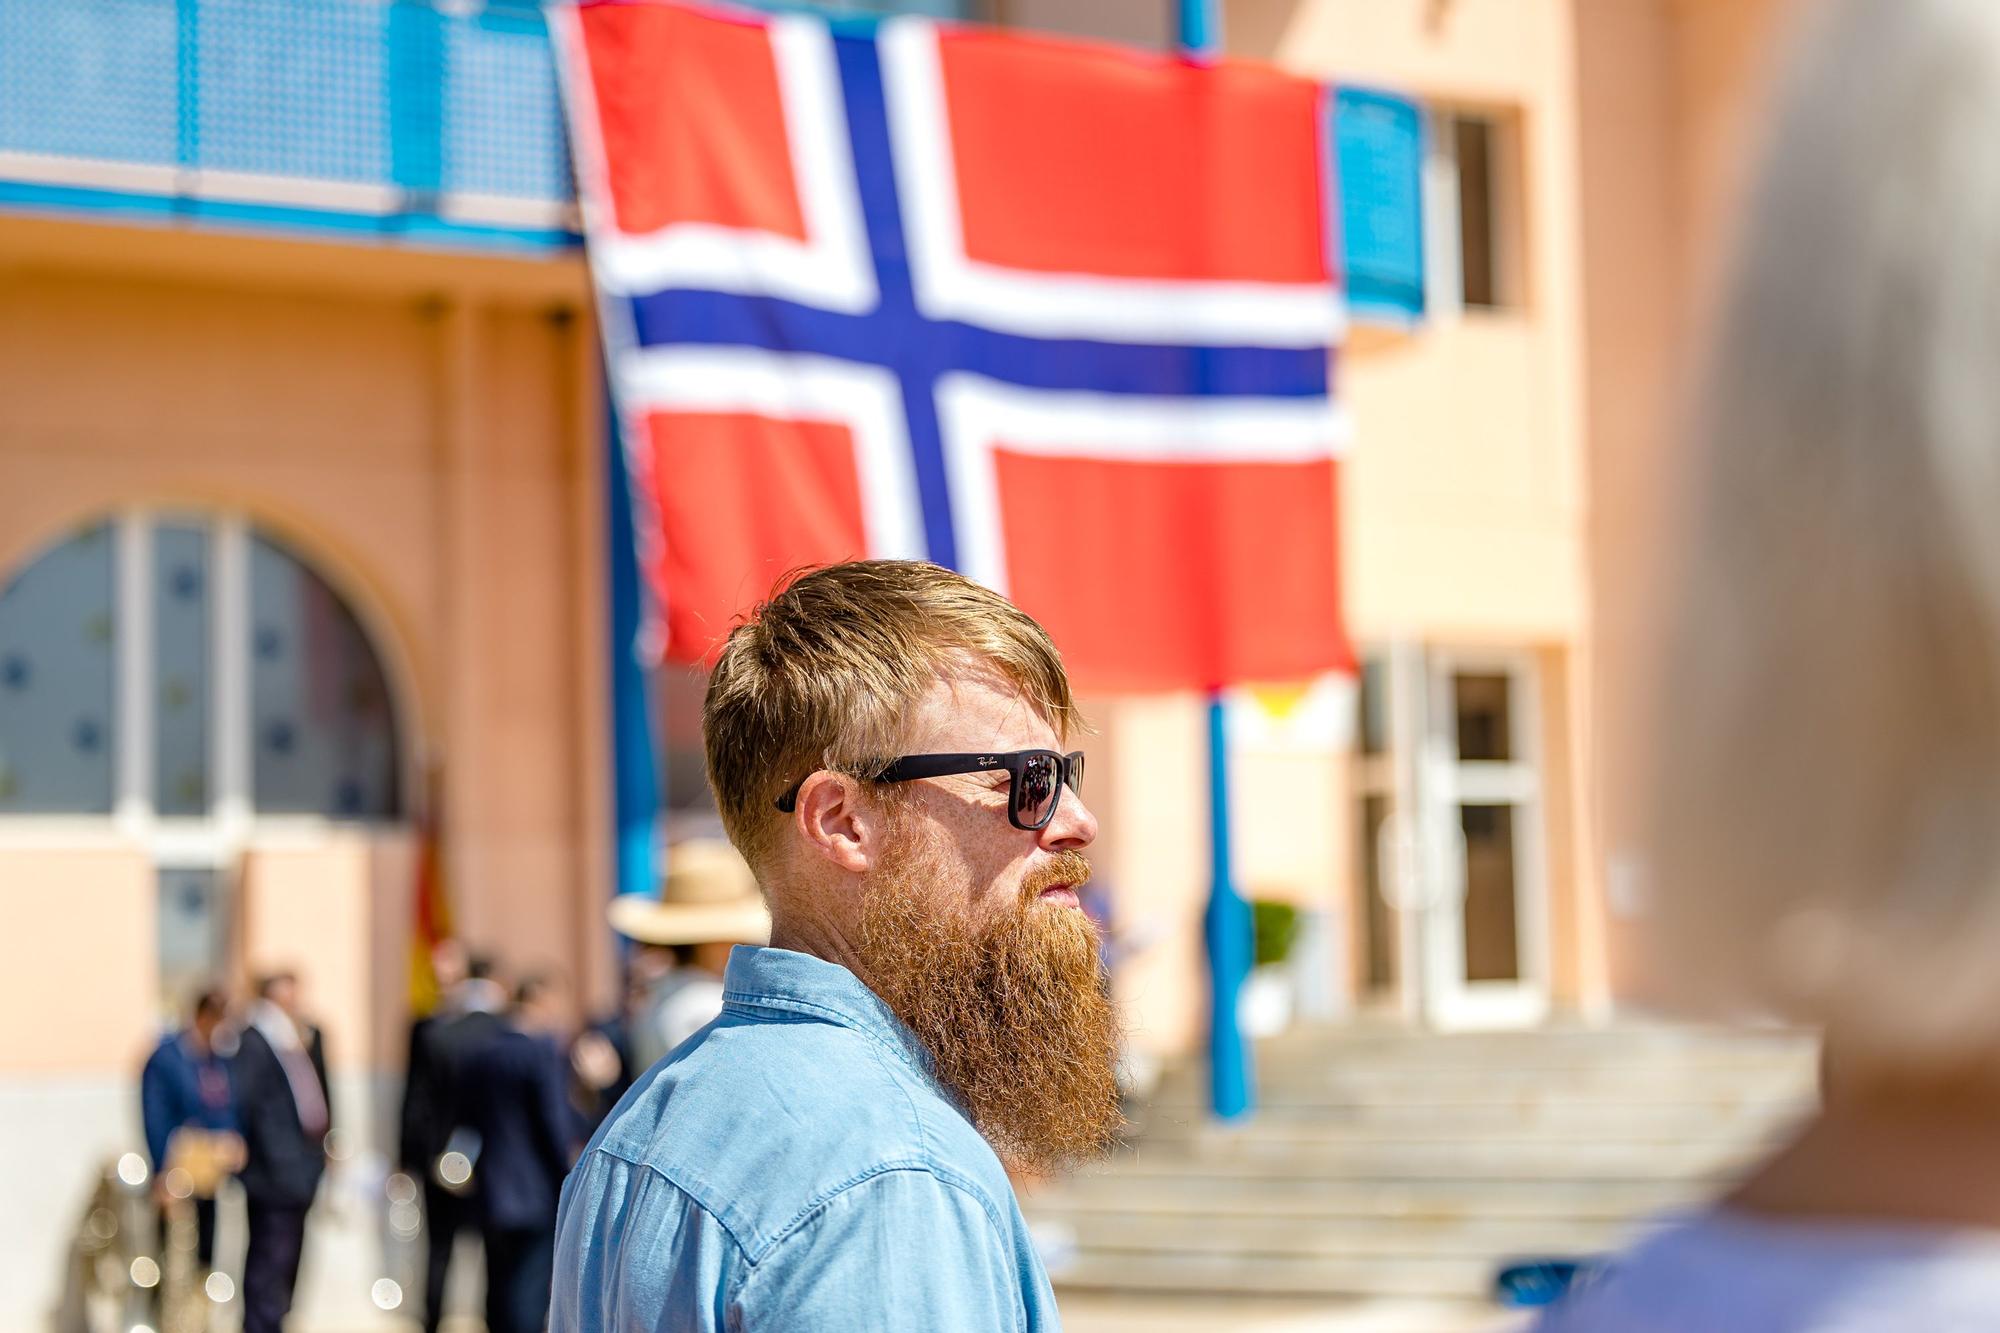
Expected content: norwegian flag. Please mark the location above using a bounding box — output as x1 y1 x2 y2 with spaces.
551 0 1354 691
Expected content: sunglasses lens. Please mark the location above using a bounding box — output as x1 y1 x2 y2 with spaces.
1018 753 1059 827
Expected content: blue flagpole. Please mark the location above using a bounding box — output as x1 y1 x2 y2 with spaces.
1204 694 1254 1120
1176 0 1221 58
605 380 661 920
1179 0 1255 1124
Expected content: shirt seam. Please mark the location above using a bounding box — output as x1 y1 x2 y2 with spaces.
739 1162 1028 1333
858 1025 934 1200
726 992 942 1192
721 990 931 1080
582 1143 759 1265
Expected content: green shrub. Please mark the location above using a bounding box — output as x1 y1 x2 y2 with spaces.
1251 899 1299 969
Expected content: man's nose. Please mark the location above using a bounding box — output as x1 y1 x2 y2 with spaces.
1040 786 1098 852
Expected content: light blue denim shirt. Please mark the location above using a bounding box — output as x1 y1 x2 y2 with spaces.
551 946 1061 1332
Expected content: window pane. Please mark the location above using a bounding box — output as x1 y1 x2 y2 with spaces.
249 533 400 818
1461 804 1521 983
158 866 226 1018
1455 116 1498 308
0 522 116 813
1454 671 1513 762
1360 794 1397 991
154 524 211 817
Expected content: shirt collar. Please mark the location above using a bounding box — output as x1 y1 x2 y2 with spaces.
249 1001 302 1052
722 946 934 1081
456 978 507 1015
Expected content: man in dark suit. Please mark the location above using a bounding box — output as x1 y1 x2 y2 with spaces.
139 983 240 1271
461 975 581 1333
398 946 507 1333
232 971 330 1333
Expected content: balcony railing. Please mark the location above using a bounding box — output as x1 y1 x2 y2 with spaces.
0 0 577 247
0 0 1423 320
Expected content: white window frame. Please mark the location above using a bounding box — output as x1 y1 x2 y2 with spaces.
0 508 413 852
1422 106 1522 318
1422 111 1466 321
1351 642 1551 1028
1423 648 1549 1029
1351 649 1402 1011
1 508 414 1013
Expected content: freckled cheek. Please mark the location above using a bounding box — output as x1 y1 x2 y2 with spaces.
924 790 1037 905
962 835 1031 911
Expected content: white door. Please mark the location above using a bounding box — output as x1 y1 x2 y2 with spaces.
1419 651 1548 1028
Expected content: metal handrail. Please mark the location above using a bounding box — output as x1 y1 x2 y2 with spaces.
53 1154 180 1333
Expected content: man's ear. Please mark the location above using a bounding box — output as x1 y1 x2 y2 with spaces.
794 771 877 875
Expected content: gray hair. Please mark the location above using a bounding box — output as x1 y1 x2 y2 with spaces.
1645 0 2000 1070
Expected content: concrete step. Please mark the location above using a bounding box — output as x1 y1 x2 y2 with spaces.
1134 1105 1811 1143
1033 1174 1706 1219
1092 1138 1767 1180
1023 1022 1817 1301
1048 1251 1508 1301
1152 1061 1816 1102
1248 1024 1805 1059
1043 1210 1635 1259
1055 1292 1512 1333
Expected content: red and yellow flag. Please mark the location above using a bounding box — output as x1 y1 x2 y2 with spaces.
407 769 453 1015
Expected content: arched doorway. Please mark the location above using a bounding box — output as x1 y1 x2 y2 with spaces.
0 509 409 1015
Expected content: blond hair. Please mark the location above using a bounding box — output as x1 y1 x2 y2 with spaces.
1644 0 2000 1068
703 561 1080 869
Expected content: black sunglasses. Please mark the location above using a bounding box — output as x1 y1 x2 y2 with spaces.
774 749 1085 832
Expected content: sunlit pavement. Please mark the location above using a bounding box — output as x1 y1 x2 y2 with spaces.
1058 1292 1526 1332
280 1299 1522 1331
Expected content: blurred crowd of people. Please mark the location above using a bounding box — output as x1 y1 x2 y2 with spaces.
140 970 329 1333
398 837 769 1333
137 837 771 1333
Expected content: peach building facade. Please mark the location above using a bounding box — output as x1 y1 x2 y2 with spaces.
0 0 1798 1324
1075 0 1797 1051
0 218 616 1322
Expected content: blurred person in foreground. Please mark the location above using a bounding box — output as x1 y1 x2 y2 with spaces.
399 945 508 1333
552 560 1120 1332
568 951 659 1129
1537 0 2000 1326
462 973 584 1333
606 837 772 1072
570 839 772 1125
139 983 242 1272
233 970 330 1333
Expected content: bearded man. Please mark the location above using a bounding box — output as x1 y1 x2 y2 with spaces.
552 560 1122 1332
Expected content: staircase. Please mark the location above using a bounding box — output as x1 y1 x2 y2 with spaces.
1023 1022 1818 1305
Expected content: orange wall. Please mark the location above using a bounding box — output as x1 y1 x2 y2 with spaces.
0 845 156 1072
1240 0 1591 645
241 835 417 1074
0 217 613 1072
1258 0 1599 1015
1230 0 1804 1013
1572 0 1799 995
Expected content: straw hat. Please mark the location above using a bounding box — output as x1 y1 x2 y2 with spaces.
608 838 771 946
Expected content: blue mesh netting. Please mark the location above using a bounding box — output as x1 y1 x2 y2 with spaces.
443 5 572 201
194 0 391 184
0 0 969 211
0 2 181 166
0 0 574 204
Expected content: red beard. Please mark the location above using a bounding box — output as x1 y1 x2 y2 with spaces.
856 842 1124 1173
